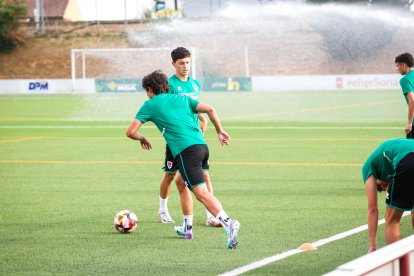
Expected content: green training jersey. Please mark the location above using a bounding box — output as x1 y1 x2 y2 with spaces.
362 138 414 183
135 93 206 158
168 75 201 100
399 70 414 105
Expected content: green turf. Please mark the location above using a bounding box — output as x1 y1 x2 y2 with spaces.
0 91 412 275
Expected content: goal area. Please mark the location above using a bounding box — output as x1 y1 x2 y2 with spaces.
71 47 196 93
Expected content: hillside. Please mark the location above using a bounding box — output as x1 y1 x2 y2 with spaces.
1 5 414 80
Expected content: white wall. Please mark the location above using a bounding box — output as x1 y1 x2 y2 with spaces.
0 75 401 94
0 79 94 94
252 74 400 91
65 0 154 22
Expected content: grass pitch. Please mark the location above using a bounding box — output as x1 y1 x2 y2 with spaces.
0 91 413 275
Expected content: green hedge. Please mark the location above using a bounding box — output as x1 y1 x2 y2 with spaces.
0 0 26 52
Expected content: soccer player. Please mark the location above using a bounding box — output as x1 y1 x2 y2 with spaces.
395 53 414 139
362 138 414 253
157 47 221 227
126 70 240 249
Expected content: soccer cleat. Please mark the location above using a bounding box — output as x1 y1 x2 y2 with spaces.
206 217 223 227
174 225 193 239
226 220 240 249
157 210 174 224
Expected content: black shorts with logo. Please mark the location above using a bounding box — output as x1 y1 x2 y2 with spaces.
163 145 178 173
176 144 210 191
386 152 414 211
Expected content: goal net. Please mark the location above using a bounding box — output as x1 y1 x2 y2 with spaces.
71 47 196 93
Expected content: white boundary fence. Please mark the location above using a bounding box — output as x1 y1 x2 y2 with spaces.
324 235 414 276
0 74 401 94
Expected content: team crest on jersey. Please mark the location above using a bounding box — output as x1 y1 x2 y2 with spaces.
192 84 199 91
177 86 183 91
167 161 173 169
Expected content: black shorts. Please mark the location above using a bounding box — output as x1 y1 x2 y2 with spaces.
176 144 210 191
163 145 178 173
407 130 414 139
386 152 414 211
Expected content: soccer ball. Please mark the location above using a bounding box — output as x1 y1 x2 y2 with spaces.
114 210 138 233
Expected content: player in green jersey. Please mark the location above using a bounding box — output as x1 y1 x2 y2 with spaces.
362 138 414 253
126 70 240 249
395 53 414 139
157 47 222 227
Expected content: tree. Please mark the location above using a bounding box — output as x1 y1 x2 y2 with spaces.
0 0 27 52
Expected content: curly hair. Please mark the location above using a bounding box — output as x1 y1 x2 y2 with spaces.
142 70 169 95
171 47 191 62
395 53 414 67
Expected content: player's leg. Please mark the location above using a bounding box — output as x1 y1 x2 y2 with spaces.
191 184 240 249
177 144 240 248
411 211 414 232
384 206 404 244
158 145 176 223
203 169 222 227
175 173 193 216
174 174 194 239
385 152 414 242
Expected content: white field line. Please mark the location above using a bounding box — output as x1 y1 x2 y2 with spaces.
219 212 411 276
0 126 402 130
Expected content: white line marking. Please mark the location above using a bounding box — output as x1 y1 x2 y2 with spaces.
0 126 402 130
219 212 411 276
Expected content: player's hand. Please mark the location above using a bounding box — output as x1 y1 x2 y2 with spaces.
139 137 152 150
405 123 412 135
217 131 230 146
200 121 208 134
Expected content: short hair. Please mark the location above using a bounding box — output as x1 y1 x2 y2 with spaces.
395 53 414 67
142 70 169 95
171 47 191 62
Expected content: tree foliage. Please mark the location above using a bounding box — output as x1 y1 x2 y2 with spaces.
0 0 26 52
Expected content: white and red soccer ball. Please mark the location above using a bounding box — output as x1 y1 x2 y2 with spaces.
114 210 138 233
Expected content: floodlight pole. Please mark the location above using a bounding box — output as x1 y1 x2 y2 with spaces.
40 0 45 34
35 0 40 33
124 0 128 27
244 47 250 77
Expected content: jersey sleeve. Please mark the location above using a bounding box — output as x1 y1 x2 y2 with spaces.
362 159 374 183
135 101 151 123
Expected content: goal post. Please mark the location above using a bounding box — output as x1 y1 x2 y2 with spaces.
70 47 196 93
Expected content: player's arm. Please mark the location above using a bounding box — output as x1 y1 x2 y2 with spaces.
196 102 230 146
365 175 379 253
198 113 208 134
406 92 414 134
126 119 152 150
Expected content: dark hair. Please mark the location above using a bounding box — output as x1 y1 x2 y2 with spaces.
171 47 191 62
395 53 414 67
142 70 169 95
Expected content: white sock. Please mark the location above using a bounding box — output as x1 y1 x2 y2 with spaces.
206 209 213 219
215 210 231 230
159 196 168 213
183 215 193 232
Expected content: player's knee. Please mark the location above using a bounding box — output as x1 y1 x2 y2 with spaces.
163 172 176 182
193 187 211 203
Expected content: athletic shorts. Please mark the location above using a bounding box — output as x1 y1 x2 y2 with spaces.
407 130 414 139
163 145 178 173
386 152 414 211
176 144 210 191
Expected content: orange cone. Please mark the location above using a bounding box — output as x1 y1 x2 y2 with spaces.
298 243 317 251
